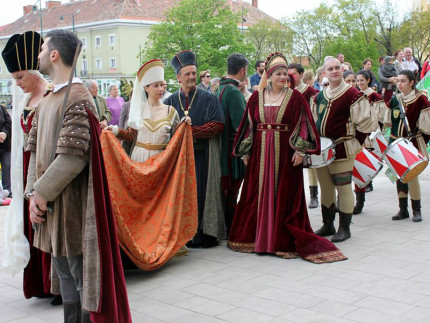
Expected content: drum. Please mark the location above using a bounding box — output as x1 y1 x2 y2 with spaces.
352 148 383 188
382 138 429 183
369 129 388 159
308 137 335 168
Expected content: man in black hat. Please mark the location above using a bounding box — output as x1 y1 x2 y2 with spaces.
164 50 226 248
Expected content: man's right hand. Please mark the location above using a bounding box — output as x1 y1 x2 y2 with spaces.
29 195 46 224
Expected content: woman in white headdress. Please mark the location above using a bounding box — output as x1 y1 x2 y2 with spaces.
108 59 182 161
1 31 61 302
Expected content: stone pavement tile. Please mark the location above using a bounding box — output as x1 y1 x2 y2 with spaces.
410 273 430 284
403 262 430 274
406 282 430 296
0 303 27 323
235 296 296 317
402 307 430 321
349 282 425 304
303 285 366 304
362 249 430 263
353 228 411 244
309 299 358 317
252 287 326 308
0 285 27 304
217 308 290 323
352 262 417 279
416 296 430 309
6 317 47 323
182 283 249 304
280 308 351 323
173 312 229 323
354 295 415 316
250 274 309 292
7 297 64 316
129 297 197 321
213 277 268 294
344 308 409 323
207 265 266 282
140 286 196 305
333 269 382 283
374 276 417 290
313 276 361 291
130 311 167 322
175 299 236 316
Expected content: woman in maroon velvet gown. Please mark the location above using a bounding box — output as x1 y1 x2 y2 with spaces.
2 31 58 301
227 52 347 263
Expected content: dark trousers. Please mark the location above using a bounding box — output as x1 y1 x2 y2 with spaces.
0 151 11 193
224 179 242 236
51 255 91 323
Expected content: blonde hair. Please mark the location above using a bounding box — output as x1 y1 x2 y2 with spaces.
302 71 314 84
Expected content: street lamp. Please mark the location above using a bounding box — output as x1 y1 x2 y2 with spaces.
60 14 75 32
32 0 43 37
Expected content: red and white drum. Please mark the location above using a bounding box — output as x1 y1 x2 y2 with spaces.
353 148 383 188
369 129 388 159
308 137 335 168
382 138 429 183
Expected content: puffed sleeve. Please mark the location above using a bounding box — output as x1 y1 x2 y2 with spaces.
373 99 388 125
26 110 38 152
56 100 91 157
350 96 378 134
417 107 430 135
310 97 318 123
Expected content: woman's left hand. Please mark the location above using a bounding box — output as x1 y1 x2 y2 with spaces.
292 152 304 166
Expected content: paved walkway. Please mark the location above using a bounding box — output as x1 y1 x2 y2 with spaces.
1 167 430 322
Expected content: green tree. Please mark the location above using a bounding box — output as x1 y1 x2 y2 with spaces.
247 18 293 61
397 10 430 61
288 4 337 69
141 0 254 87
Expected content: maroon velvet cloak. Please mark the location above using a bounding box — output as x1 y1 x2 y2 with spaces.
228 89 347 264
87 109 132 323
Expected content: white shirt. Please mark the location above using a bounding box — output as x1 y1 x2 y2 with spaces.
403 58 418 72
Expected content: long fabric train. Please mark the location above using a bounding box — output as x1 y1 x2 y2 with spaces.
100 123 198 271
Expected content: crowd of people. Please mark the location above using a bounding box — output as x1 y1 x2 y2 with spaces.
1 28 430 322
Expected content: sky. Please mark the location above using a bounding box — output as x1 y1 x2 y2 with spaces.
0 0 414 27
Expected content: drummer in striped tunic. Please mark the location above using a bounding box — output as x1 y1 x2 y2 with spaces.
311 58 377 242
385 70 430 222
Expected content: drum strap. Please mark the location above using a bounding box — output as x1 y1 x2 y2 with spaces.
333 135 354 146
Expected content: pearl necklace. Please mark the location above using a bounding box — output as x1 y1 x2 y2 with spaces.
266 88 285 103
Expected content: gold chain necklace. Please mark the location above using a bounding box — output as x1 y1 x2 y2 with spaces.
178 88 198 116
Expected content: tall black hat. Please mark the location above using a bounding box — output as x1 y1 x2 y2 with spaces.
1 31 43 73
171 50 197 74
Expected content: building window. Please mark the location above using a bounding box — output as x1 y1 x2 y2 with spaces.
81 60 88 77
0 66 2 74
81 37 87 49
95 35 101 48
96 58 102 70
109 57 117 69
109 34 116 47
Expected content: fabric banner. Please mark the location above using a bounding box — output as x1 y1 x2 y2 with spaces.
417 71 430 98
100 123 198 271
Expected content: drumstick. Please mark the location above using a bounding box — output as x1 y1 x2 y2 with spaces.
397 95 413 138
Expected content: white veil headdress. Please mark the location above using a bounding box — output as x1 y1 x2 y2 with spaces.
2 71 45 275
128 59 164 130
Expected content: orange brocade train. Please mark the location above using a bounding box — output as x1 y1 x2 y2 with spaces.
100 123 198 271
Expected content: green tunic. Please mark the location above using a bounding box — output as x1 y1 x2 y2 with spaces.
216 78 246 181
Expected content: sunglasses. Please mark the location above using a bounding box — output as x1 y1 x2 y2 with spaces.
204 75 211 78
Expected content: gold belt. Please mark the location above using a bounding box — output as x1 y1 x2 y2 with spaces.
135 141 167 150
257 123 290 131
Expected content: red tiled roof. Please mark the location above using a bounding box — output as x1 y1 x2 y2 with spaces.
0 0 275 37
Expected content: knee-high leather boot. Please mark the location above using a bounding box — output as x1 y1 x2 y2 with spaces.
353 191 365 215
331 212 352 242
315 204 336 237
308 186 319 209
392 198 409 220
411 199 422 222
